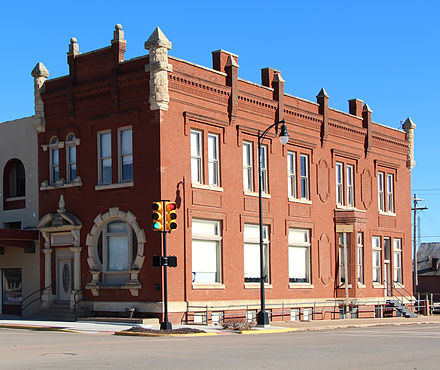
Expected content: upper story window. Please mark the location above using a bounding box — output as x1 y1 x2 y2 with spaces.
49 137 60 185
336 162 355 207
190 129 221 188
287 151 297 198
208 133 220 186
244 224 269 283
5 159 25 199
119 128 133 182
243 141 253 192
378 171 395 213
260 145 268 194
287 151 310 200
98 131 112 185
66 134 77 183
300 154 310 200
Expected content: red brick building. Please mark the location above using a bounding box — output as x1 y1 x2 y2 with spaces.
35 25 416 323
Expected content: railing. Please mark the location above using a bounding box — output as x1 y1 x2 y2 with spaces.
185 299 397 325
21 285 52 318
73 287 87 320
384 281 417 315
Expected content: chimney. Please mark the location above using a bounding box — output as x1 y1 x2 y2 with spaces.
362 103 373 155
317 88 329 146
348 98 363 117
212 50 238 73
261 67 279 88
111 24 127 63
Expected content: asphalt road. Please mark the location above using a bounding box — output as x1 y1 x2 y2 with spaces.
1 324 440 369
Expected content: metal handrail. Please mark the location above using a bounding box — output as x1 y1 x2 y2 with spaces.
73 287 87 320
21 285 52 318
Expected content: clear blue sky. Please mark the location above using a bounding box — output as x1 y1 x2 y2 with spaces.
1 0 438 245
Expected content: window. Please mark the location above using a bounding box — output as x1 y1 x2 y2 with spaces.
387 174 395 213
98 132 112 185
338 233 351 284
290 308 300 321
243 141 253 191
336 162 355 207
192 219 222 284
66 134 77 183
336 162 344 205
300 154 310 199
260 145 268 194
244 224 269 283
357 232 364 285
97 220 137 284
208 133 220 186
372 236 382 284
347 165 354 206
49 137 59 185
378 172 385 212
191 130 203 184
5 159 25 198
119 128 133 182
289 229 311 284
393 238 402 283
287 151 297 198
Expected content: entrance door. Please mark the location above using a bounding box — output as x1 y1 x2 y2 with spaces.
2 269 22 316
57 258 73 302
384 262 392 297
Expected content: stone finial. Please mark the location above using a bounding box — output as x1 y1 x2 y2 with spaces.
145 27 172 50
32 62 49 133
316 88 329 98
68 37 80 56
403 117 416 170
225 54 239 68
144 27 173 111
58 194 66 213
363 103 373 112
113 24 126 43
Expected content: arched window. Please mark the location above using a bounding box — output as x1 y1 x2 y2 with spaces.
3 159 25 210
49 137 59 185
96 219 138 285
66 133 77 183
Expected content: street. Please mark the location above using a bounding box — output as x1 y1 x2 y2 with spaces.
1 324 440 369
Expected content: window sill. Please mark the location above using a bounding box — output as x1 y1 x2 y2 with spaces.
289 283 314 289
288 197 311 204
373 284 384 288
358 283 366 288
192 183 223 192
41 178 83 191
335 205 364 211
379 211 396 217
5 196 26 202
95 181 134 191
244 191 271 199
337 284 353 288
192 283 225 289
244 283 272 289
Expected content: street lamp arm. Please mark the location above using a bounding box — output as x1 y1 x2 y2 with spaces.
258 119 285 142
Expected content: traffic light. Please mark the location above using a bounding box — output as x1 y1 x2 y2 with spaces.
152 202 163 231
165 202 177 231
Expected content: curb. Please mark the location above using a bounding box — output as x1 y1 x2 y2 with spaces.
114 331 218 337
239 328 297 335
0 324 80 333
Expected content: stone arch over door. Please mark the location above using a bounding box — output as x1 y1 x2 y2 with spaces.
85 207 146 296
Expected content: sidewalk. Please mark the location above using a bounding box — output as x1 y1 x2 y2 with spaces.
0 315 439 336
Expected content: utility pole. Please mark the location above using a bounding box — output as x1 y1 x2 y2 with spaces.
412 193 428 294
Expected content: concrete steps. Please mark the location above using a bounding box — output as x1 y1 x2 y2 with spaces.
387 300 418 318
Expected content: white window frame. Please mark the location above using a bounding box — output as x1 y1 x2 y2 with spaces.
118 127 133 183
98 131 112 185
336 162 344 205
66 133 77 184
387 174 395 213
287 151 297 198
243 141 254 192
191 130 203 184
244 224 269 283
357 232 364 285
300 154 310 200
346 164 354 207
372 236 382 284
49 137 60 185
378 172 385 212
191 219 222 284
260 144 268 194
393 238 402 284
338 233 351 284
289 229 311 284
208 133 220 186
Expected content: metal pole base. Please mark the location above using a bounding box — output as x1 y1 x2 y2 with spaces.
256 310 270 326
160 321 172 330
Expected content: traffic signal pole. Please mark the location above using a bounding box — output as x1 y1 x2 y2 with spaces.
161 229 172 330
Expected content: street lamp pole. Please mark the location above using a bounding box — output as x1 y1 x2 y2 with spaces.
256 119 289 327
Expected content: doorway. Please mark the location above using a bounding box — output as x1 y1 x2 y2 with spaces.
56 258 73 302
384 237 392 297
1 268 22 316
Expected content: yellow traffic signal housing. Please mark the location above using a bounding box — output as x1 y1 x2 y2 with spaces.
152 202 164 231
165 202 177 231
